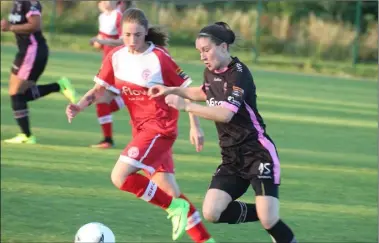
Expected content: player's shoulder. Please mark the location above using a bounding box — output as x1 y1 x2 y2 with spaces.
25 0 41 10
107 45 127 60
228 57 248 72
228 57 253 78
115 8 123 15
152 45 172 59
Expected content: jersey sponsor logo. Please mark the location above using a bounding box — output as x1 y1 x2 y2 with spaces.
121 86 147 101
121 86 147 96
176 68 189 80
127 146 140 158
206 98 223 107
141 69 152 81
8 13 21 23
227 96 241 107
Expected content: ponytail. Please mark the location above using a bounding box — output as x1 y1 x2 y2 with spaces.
146 26 169 47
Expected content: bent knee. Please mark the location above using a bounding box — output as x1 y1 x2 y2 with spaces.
259 214 280 229
202 206 222 223
110 171 127 189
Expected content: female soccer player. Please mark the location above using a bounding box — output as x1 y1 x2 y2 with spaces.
1 0 76 144
66 8 215 243
89 0 125 148
148 22 297 243
89 1 136 149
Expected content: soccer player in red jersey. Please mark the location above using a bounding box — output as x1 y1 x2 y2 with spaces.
66 8 215 243
88 0 127 149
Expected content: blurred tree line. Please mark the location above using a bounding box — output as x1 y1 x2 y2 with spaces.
56 1 377 32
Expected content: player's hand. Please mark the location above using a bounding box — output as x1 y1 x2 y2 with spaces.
148 85 171 99
1 19 10 32
65 103 81 123
165 94 187 111
89 36 97 45
190 126 204 152
90 36 101 49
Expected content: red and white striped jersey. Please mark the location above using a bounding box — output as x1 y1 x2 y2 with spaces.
98 8 122 39
94 43 192 137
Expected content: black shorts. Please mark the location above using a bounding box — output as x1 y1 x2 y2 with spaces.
209 138 281 199
11 44 49 82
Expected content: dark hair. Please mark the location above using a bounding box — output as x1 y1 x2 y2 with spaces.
122 8 169 47
117 0 136 11
197 21 236 46
118 1 135 9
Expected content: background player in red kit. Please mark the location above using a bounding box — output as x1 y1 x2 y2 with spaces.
88 0 130 148
1 0 77 144
66 8 215 243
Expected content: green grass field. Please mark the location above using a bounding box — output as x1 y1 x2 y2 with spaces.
1 45 377 242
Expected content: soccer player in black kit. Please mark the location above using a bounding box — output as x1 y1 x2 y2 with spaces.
149 22 297 243
1 0 77 144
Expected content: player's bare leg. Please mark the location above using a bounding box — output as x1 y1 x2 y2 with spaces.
111 160 189 241
256 196 296 243
152 172 216 243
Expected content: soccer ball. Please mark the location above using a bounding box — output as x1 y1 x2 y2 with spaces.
74 222 115 243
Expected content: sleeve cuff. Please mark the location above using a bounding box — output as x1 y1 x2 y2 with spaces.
221 102 238 113
94 76 120 95
26 11 41 18
180 78 193 88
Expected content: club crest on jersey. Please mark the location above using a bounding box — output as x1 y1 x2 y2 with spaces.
176 68 188 80
127 146 139 158
141 69 152 81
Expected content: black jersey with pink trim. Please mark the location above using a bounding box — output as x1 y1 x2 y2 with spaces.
8 0 47 53
201 57 268 148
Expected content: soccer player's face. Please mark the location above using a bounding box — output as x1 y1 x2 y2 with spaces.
195 37 226 71
122 22 147 53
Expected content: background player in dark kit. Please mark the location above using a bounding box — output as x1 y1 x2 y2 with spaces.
1 0 77 144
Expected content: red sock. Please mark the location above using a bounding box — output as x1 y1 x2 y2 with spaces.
120 173 173 209
180 194 212 243
96 103 112 139
109 96 124 113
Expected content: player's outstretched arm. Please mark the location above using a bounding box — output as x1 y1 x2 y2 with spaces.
148 85 206 102
66 83 115 123
91 37 123 47
165 95 234 123
1 15 40 34
187 100 204 152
